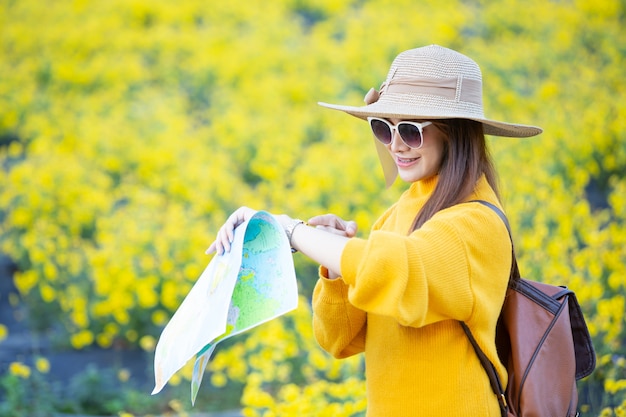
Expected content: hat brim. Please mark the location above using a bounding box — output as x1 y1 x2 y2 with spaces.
318 101 543 138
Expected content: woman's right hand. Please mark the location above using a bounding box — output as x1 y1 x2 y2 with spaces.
206 206 258 255
307 214 358 238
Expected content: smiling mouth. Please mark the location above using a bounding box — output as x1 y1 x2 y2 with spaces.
396 156 419 166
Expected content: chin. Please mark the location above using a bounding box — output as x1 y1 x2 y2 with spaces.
397 170 421 183
399 175 421 183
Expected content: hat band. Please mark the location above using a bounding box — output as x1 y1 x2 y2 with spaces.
380 76 482 106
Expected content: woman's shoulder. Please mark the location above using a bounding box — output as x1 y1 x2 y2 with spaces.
428 200 511 252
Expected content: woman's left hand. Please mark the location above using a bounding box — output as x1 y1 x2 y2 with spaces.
206 206 258 255
307 213 357 279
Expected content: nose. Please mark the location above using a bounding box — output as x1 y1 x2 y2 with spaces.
389 129 408 151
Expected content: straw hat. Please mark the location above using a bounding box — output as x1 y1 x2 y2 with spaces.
318 45 542 186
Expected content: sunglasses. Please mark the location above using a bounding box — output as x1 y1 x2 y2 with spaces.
368 117 432 149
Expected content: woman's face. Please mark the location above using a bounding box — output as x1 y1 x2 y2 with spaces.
385 118 447 183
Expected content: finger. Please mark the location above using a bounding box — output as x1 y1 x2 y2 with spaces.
210 206 257 257
213 229 226 255
345 221 358 237
219 228 232 253
225 225 234 245
214 235 224 255
234 206 254 226
212 241 223 256
307 214 333 227
206 242 216 255
308 214 345 230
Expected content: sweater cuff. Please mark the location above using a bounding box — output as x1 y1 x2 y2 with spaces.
316 266 350 305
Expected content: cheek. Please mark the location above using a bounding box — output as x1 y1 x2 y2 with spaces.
425 142 446 172
424 156 442 177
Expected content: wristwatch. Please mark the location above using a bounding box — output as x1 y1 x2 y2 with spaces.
285 219 305 253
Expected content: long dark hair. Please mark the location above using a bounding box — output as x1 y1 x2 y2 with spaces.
410 119 500 231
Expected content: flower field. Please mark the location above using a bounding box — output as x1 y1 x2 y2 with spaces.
0 0 625 415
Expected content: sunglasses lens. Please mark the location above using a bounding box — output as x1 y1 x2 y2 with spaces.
398 123 422 148
370 119 392 144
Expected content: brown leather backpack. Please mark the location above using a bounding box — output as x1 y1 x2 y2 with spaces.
462 201 596 417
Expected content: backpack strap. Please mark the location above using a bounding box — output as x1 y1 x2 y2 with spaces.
470 200 511 234
460 321 508 417
470 200 521 281
460 200 514 417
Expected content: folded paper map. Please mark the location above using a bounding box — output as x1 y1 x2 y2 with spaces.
152 211 298 403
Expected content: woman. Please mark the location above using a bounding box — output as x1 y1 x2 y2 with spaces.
208 45 542 416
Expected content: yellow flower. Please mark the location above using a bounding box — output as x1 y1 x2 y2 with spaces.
9 362 31 379
118 368 131 383
139 335 156 352
13 270 38 295
96 333 113 348
211 372 227 388
70 330 94 349
40 284 56 303
168 399 187 416
0 324 7 342
35 357 50 374
125 329 138 342
241 408 260 417
170 372 182 386
151 309 169 326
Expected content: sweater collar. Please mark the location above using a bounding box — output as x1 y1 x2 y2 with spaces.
409 175 439 197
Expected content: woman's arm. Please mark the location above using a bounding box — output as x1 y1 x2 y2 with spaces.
312 274 367 358
338 205 512 328
206 207 357 278
285 218 348 277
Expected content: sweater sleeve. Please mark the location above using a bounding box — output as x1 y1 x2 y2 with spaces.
312 267 367 359
340 204 511 328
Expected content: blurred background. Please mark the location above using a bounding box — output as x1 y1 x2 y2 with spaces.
0 0 624 415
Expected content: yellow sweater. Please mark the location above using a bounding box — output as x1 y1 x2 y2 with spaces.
312 175 511 417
